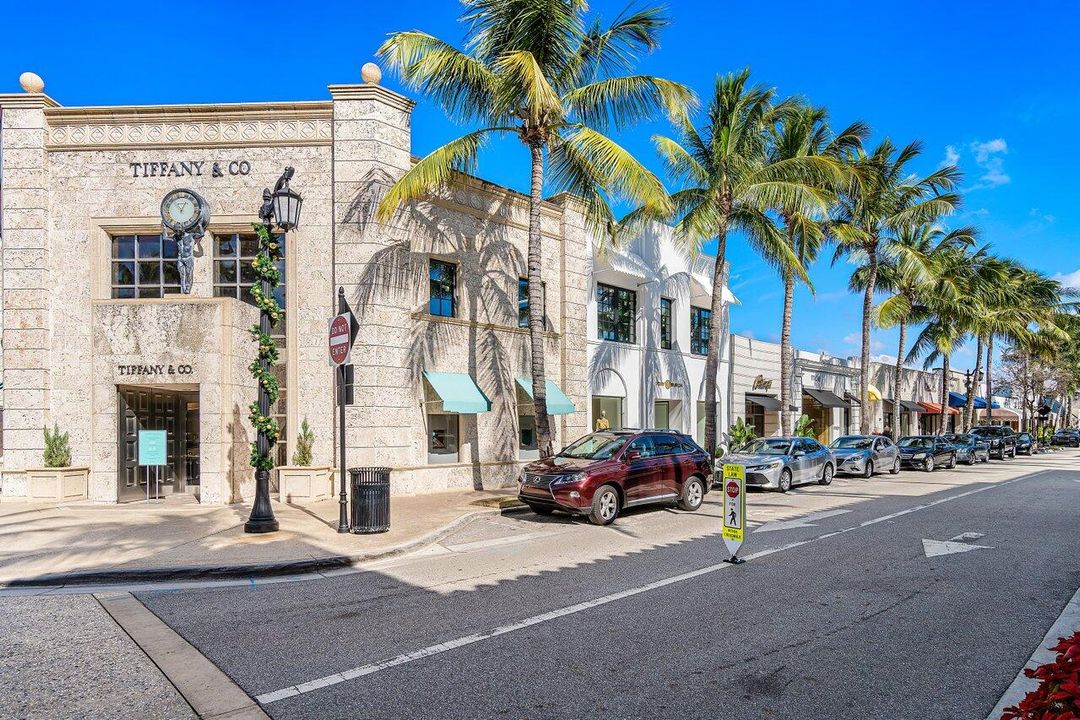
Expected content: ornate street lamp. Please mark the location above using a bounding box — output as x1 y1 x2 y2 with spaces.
245 167 303 533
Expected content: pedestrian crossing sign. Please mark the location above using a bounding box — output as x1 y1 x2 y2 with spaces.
721 464 745 556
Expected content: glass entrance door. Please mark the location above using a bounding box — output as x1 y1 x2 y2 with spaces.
117 386 199 502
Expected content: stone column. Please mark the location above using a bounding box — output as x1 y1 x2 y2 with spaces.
552 195 589 443
1 80 56 496
328 71 417 472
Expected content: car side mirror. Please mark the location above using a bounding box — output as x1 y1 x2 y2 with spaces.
625 450 641 462
793 450 806 457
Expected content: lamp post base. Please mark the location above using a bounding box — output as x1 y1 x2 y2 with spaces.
244 517 280 533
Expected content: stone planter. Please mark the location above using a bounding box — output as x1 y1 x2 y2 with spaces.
25 467 90 502
278 466 334 503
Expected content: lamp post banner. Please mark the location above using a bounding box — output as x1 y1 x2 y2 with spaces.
721 463 746 559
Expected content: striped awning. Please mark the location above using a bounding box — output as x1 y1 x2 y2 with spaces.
919 401 959 416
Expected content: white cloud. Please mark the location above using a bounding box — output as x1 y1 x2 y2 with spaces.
942 145 960 167
843 332 860 346
1052 269 1080 290
969 138 1010 189
1029 208 1056 224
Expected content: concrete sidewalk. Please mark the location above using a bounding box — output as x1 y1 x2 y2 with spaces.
0 489 523 586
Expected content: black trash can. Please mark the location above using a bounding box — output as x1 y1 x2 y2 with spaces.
349 467 391 533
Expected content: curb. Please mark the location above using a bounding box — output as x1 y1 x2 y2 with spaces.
2 504 530 589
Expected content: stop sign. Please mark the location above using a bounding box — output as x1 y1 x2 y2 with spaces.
329 313 352 365
726 480 740 498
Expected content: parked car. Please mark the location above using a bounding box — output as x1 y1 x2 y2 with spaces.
1014 432 1036 455
969 425 1017 459
723 436 834 493
829 435 901 477
1051 429 1080 448
517 430 713 526
941 433 991 465
897 435 957 472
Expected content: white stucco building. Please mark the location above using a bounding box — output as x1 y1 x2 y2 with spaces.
586 223 735 448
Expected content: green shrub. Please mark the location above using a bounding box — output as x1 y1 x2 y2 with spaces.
292 418 315 466
794 414 816 438
43 424 71 468
727 418 757 452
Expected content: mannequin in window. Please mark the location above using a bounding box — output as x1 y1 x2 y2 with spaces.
595 410 610 431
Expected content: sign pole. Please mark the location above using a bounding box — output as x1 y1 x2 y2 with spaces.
334 287 353 533
721 463 746 564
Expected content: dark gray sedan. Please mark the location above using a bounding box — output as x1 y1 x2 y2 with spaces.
829 435 901 477
942 433 990 464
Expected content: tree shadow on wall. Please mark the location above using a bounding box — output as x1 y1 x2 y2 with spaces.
342 170 538 489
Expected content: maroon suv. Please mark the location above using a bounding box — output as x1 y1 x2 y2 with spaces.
517 430 713 525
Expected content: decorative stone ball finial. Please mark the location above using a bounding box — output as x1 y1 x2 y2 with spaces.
361 62 382 85
19 71 45 94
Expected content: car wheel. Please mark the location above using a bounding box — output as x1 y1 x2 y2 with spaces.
924 456 935 472
588 485 620 526
966 452 976 465
862 459 874 479
526 503 554 516
947 453 956 469
1010 447 1016 458
819 464 834 486
777 468 792 493
891 457 901 474
678 476 705 511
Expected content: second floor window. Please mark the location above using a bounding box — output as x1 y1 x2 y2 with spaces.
429 259 456 317
691 306 711 355
660 297 672 349
111 235 181 298
597 283 636 344
518 277 546 328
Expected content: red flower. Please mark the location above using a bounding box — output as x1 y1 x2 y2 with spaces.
1002 633 1080 720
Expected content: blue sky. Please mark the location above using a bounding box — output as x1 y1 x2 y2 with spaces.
4 0 1079 372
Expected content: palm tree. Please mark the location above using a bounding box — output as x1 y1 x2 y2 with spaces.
770 105 867 434
622 69 843 454
858 224 975 436
376 0 693 457
832 140 962 433
907 243 985 432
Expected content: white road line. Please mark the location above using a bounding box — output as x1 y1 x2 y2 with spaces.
255 470 1049 706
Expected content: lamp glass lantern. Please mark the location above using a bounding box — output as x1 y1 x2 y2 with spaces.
271 185 303 231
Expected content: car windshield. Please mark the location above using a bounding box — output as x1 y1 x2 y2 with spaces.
1019 433 1032 441
558 433 628 460
972 427 1005 436
830 436 872 449
898 437 932 448
946 435 972 444
741 438 793 455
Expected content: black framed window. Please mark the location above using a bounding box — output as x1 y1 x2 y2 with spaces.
660 297 672 349
597 283 636 343
518 277 546 328
691 306 711 356
111 235 182 298
429 260 457 317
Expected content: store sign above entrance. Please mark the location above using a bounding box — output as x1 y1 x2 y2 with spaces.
128 160 253 178
752 375 774 391
117 364 194 376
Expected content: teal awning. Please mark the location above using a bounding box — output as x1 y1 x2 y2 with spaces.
423 371 491 414
515 377 576 415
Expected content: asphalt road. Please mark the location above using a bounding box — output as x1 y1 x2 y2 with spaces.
137 460 1080 720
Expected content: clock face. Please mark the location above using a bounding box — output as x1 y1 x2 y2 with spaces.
162 189 203 231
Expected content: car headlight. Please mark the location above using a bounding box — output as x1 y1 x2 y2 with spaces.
748 461 782 471
552 472 585 486
912 453 926 459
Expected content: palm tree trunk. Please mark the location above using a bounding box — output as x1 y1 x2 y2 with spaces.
964 337 983 431
939 353 950 433
859 244 879 434
780 270 795 436
704 225 729 456
1022 354 1029 431
984 336 994 424
893 319 906 438
526 143 553 457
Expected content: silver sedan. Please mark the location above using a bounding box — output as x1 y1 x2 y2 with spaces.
829 435 901 477
723 436 835 493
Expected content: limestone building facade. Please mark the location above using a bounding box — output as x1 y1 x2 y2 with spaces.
0 69 589 504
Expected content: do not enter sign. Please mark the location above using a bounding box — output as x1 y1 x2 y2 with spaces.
329 313 352 366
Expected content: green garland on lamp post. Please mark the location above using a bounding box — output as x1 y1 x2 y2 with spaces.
248 222 283 472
